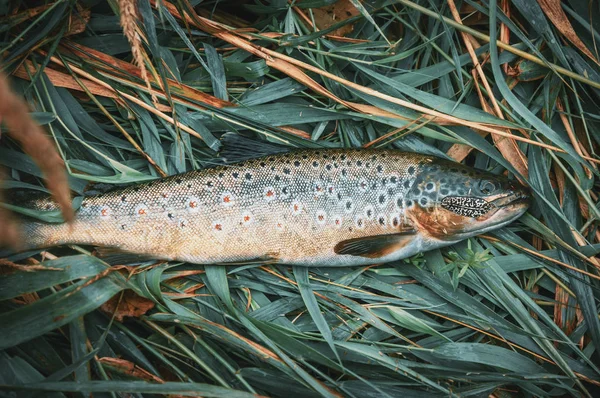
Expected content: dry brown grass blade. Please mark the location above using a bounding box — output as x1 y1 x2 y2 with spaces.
447 0 528 178
98 357 165 383
64 41 233 109
13 60 120 100
537 0 599 65
0 72 73 240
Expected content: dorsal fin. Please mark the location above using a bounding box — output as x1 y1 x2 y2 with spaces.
334 232 416 258
219 133 292 163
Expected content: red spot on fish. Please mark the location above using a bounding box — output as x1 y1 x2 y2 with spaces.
189 201 197 208
215 223 223 231
266 190 274 197
138 208 146 215
244 215 251 222
223 195 231 203
101 208 109 217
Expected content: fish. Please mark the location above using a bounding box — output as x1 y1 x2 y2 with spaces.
15 134 530 267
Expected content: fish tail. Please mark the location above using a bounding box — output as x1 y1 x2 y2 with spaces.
19 219 71 251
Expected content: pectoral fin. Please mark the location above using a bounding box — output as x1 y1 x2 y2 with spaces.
334 232 417 258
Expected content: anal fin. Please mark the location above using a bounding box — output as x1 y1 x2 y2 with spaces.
94 247 156 265
334 232 416 258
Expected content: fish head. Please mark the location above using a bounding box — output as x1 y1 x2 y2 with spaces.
405 159 530 241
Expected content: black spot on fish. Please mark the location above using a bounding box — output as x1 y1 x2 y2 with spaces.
294 160 301 167
187 183 192 188
218 172 225 178
232 172 239 179
440 188 449 195
245 173 253 181
457 189 465 195
133 187 140 192
396 198 403 208
388 188 394 196
283 168 291 175
420 198 428 206
206 181 214 189
406 199 413 207
337 192 342 200
302 154 308 160
282 186 289 195
323 154 329 159
312 161 319 168
371 183 378 190
168 213 174 219
346 200 353 210
413 188 421 196
341 169 347 177
450 168 458 173
408 166 415 175
121 224 127 230
376 165 383 173
325 164 332 171
269 157 275 162
378 216 386 225
404 180 411 189
371 155 377 161
357 160 362 167
121 195 127 202
333 162 339 168
426 182 434 190
260 162 266 168
365 162 370 168
390 176 398 184
270 166 276 171
378 194 386 205
275 175 281 181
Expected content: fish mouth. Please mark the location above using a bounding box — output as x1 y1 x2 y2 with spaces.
489 189 531 209
483 189 531 227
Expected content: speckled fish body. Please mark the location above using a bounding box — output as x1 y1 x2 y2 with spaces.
22 146 530 266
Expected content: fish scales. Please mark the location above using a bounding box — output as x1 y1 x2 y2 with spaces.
21 148 530 266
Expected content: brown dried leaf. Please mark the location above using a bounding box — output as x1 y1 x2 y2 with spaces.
311 0 360 37
100 290 155 321
66 4 90 36
0 72 73 244
537 0 599 65
99 357 164 383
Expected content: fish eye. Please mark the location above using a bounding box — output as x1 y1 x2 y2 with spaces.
480 180 498 195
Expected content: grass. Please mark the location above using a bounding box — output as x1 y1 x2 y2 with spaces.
1 0 600 396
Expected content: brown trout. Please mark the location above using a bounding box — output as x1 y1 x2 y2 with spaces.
19 135 530 266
